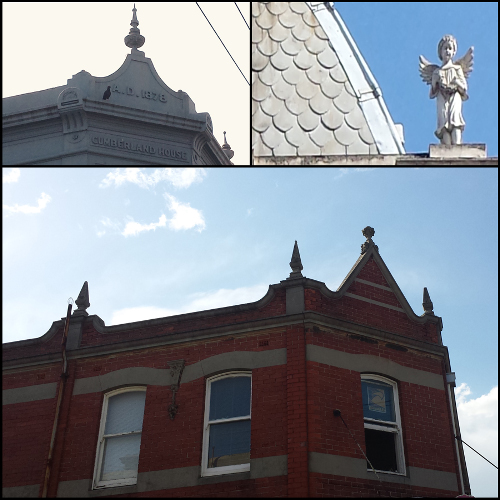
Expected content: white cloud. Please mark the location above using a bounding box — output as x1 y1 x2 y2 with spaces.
122 214 167 237
99 167 207 189
2 168 20 183
247 208 254 216
456 383 498 497
108 284 269 325
3 192 51 214
164 193 205 232
334 167 377 180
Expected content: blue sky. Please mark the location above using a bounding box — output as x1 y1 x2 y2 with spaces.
335 2 498 157
3 167 497 496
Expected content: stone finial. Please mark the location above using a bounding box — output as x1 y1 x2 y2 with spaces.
419 35 473 145
288 240 303 279
422 287 434 315
124 3 145 50
361 226 378 254
73 281 90 316
221 131 234 160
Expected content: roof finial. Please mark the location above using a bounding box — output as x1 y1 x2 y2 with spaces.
73 281 90 316
124 3 145 51
221 131 234 160
361 226 378 254
422 287 434 315
288 241 303 279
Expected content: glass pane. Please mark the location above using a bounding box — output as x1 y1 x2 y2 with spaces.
105 391 146 435
100 433 142 481
209 376 250 421
365 428 398 472
361 380 395 422
207 420 250 468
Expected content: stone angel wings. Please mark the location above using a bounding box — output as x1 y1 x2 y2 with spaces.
419 47 474 88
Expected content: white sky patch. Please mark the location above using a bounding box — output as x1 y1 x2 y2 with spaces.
456 383 498 497
334 167 377 180
3 192 51 215
108 284 269 325
99 168 207 189
122 214 167 237
164 194 205 232
3 168 21 183
109 306 180 325
247 208 254 216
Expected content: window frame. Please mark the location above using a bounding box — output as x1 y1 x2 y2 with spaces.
201 371 252 477
361 374 406 476
92 386 147 490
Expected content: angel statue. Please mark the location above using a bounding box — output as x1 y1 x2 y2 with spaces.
419 35 473 145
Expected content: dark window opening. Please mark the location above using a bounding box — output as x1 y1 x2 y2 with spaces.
365 428 398 472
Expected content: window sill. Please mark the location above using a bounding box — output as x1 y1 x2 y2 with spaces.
198 470 251 485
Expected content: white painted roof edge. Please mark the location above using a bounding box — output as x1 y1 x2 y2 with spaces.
308 2 405 154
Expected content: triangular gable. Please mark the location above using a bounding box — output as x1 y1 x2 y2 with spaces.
252 2 405 157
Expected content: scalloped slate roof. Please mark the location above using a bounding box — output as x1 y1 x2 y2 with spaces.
252 2 405 157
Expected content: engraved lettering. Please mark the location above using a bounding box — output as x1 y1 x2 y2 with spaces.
127 87 134 95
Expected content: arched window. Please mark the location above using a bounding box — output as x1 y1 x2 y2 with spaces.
361 375 405 475
202 372 252 476
93 387 147 489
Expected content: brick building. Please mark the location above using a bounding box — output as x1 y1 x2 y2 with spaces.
2 227 470 497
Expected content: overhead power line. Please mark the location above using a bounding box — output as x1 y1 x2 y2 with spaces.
195 2 250 86
234 2 250 30
455 435 498 469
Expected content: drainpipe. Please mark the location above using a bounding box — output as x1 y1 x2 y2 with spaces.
446 372 471 495
41 300 72 497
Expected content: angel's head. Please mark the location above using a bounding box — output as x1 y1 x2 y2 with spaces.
438 35 457 63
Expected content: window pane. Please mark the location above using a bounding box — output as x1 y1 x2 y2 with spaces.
365 428 398 472
209 376 250 421
362 380 395 422
207 420 250 468
100 433 142 481
105 391 146 435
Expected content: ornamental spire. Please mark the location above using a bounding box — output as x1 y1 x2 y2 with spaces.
361 226 378 254
221 131 234 160
422 287 434 315
124 3 145 51
73 281 90 316
288 240 303 279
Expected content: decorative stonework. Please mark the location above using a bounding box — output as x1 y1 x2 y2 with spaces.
419 35 474 145
288 240 303 279
361 226 378 254
422 287 434 315
73 281 90 316
124 3 145 50
168 359 185 420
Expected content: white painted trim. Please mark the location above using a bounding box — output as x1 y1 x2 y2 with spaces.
361 374 406 476
92 386 147 490
201 372 252 477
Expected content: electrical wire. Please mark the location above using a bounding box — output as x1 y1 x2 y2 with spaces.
195 2 250 86
455 435 498 469
234 2 250 30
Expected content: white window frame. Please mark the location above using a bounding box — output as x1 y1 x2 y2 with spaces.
361 374 406 476
201 372 252 477
92 386 147 489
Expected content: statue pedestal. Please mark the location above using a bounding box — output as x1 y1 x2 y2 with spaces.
429 144 486 159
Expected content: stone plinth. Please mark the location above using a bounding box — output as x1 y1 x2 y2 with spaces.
429 144 486 159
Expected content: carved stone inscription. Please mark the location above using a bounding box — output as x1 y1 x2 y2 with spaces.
91 134 188 162
110 84 168 103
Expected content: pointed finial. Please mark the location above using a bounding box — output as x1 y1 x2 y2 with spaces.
124 3 145 50
288 241 303 279
221 131 234 160
422 287 434 315
73 281 90 316
361 226 378 254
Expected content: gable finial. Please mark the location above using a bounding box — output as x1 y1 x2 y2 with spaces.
361 226 378 254
73 281 90 316
422 287 434 315
288 240 303 279
221 131 234 159
124 3 145 51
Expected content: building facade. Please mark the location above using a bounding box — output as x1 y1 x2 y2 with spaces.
2 5 233 166
2 228 470 497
